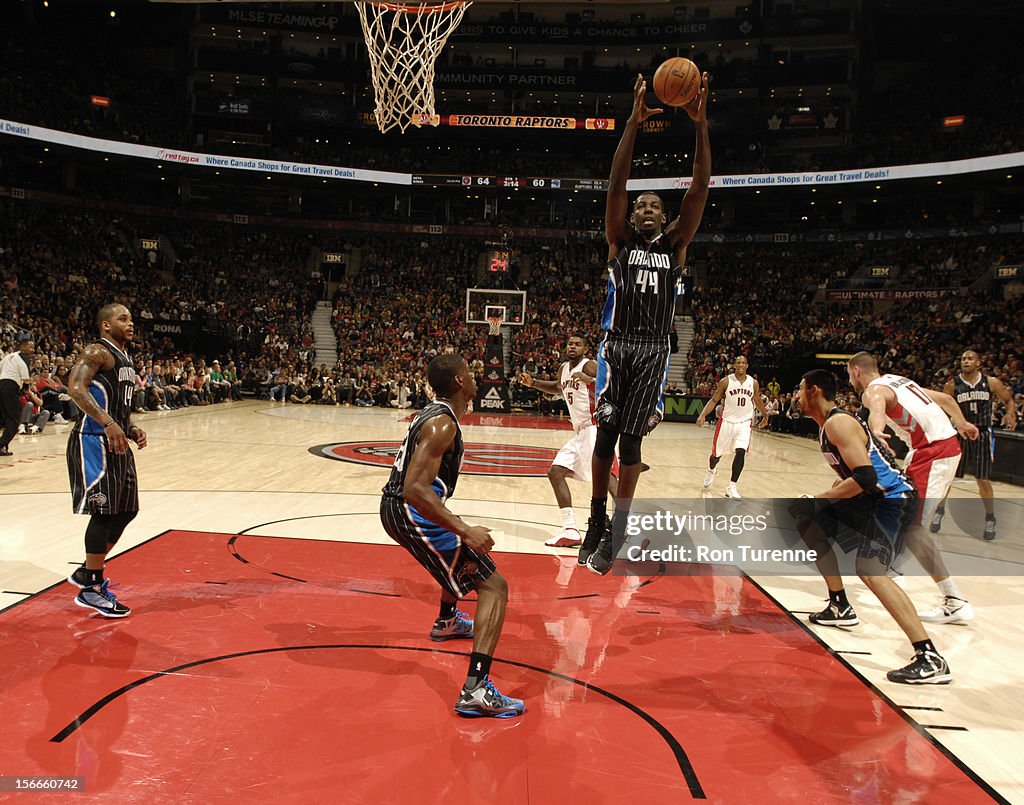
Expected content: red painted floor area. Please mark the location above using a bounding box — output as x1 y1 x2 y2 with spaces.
0 532 994 804
403 411 575 431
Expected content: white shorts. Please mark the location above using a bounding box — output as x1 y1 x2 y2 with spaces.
905 436 961 526
551 426 619 483
711 418 753 458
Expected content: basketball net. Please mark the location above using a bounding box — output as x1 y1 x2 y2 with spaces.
354 0 472 134
487 315 504 337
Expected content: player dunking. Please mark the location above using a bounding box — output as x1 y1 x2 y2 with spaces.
848 352 980 625
933 349 1017 540
581 70 711 575
695 355 769 499
66 304 147 617
795 370 951 684
380 354 524 718
518 334 619 548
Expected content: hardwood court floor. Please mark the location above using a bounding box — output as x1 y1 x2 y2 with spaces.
1 400 1022 802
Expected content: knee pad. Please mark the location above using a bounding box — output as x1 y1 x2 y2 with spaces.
618 433 642 466
594 426 617 460
107 511 138 546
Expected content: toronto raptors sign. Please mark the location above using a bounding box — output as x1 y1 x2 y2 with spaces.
310 441 556 477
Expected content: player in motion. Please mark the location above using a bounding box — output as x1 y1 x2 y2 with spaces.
66 304 147 617
519 334 619 547
380 354 524 718
582 70 711 575
933 349 1017 540
695 355 769 499
848 352 980 625
795 370 951 684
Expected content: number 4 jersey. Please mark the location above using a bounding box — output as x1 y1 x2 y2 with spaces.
72 338 136 437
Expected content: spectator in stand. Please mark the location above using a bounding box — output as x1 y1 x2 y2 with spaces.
208 360 231 402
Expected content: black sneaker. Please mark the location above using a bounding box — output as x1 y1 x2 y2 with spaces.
578 516 608 566
586 524 621 576
886 651 951 685
74 580 131 618
929 508 944 533
0 446 12 456
983 518 997 541
808 602 859 627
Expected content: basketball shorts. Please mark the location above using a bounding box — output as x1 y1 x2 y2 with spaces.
67 432 139 515
905 436 960 526
810 496 915 573
711 418 753 458
594 335 671 437
955 428 994 480
551 424 620 483
380 494 496 599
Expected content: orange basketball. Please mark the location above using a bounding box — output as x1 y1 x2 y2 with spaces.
652 58 701 107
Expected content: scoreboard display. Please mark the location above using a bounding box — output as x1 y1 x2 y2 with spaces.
488 249 511 273
412 174 609 191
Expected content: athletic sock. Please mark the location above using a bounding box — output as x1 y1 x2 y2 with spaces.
438 600 456 621
560 507 577 531
937 578 965 601
912 639 936 656
829 588 849 609
464 652 492 691
590 497 607 523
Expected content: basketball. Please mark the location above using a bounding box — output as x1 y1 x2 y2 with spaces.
652 57 701 107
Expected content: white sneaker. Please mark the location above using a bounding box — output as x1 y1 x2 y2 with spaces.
53 414 67 424
703 468 717 488
545 528 582 548
28 424 41 434
918 596 974 624
18 424 26 434
725 483 742 499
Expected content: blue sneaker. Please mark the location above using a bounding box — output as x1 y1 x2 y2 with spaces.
429 609 473 641
74 580 131 618
454 679 525 718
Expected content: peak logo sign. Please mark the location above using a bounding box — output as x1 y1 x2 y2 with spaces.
309 441 556 477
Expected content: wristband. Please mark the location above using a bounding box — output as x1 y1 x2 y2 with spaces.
102 421 116 429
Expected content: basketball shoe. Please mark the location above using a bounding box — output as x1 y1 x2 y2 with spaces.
929 507 945 533
983 516 997 541
918 596 974 624
454 680 525 718
725 482 742 499
808 602 859 627
587 525 625 576
703 468 717 488
578 516 608 566
74 580 131 618
886 651 951 685
546 528 582 548
430 610 474 641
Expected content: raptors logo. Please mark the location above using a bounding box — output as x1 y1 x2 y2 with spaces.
309 441 556 477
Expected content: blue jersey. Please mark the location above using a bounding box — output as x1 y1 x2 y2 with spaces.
820 408 915 499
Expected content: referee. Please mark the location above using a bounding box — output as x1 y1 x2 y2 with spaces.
0 332 35 457
934 350 1018 540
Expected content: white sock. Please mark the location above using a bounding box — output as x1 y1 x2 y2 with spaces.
560 507 577 531
937 578 964 600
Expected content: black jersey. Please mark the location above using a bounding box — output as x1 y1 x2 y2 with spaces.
602 233 682 337
953 374 993 428
72 338 136 437
382 400 464 501
820 408 915 499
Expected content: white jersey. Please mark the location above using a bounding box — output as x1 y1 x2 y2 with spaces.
868 374 956 450
560 359 595 430
722 374 756 423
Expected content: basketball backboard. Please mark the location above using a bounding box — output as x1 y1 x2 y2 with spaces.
466 288 526 326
